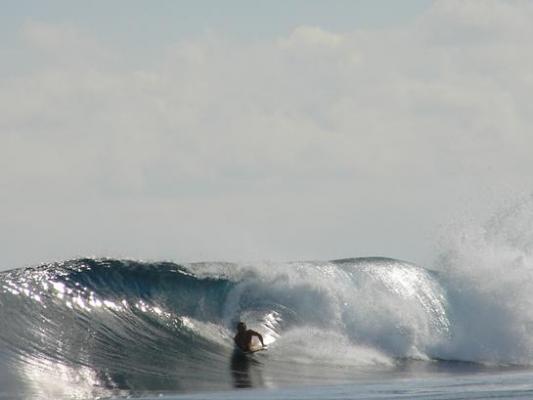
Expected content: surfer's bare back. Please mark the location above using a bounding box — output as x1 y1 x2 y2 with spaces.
234 322 264 352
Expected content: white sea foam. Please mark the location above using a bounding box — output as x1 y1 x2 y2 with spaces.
433 195 533 365
217 258 450 365
267 327 393 368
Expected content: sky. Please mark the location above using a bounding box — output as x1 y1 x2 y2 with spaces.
1 0 533 270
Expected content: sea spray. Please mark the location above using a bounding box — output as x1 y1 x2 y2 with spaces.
434 195 533 364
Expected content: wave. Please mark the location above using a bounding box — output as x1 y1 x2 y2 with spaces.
1 198 533 396
0 257 448 394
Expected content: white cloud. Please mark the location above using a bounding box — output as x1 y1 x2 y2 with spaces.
280 26 344 48
1 2 533 269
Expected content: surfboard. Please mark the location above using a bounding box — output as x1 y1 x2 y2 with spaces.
233 345 266 356
247 346 266 354
239 336 266 354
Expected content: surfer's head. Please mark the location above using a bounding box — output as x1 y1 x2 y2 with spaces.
237 322 246 332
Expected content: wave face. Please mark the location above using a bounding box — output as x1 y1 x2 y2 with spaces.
0 257 448 395
1 219 533 398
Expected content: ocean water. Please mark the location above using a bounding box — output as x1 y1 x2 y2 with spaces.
1 201 533 399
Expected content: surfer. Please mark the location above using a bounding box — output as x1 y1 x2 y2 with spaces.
234 322 265 352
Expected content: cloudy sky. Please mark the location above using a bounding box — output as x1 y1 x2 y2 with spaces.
1 0 532 270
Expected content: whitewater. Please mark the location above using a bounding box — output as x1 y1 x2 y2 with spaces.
1 200 533 399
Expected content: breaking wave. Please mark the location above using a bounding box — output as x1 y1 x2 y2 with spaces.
1 197 533 397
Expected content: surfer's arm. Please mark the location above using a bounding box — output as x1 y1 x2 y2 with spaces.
250 330 264 346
